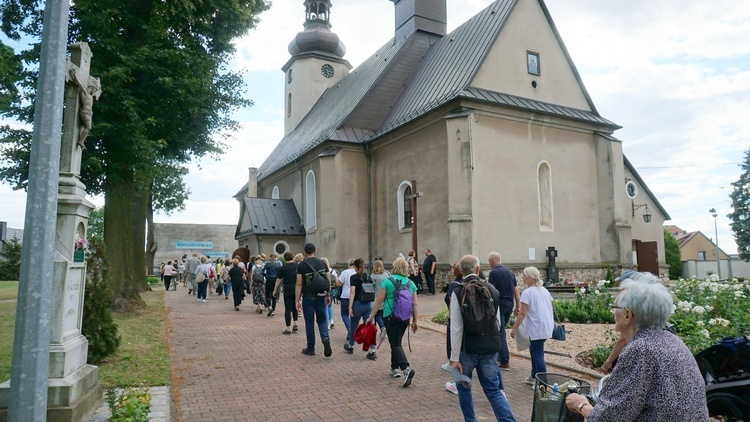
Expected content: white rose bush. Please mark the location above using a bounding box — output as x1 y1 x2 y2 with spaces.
670 277 750 353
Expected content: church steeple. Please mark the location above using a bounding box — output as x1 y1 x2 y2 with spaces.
282 0 351 135
288 0 346 58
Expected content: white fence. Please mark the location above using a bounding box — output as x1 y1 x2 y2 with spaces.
682 259 750 280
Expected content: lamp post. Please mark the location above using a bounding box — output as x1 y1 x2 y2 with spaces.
709 208 721 279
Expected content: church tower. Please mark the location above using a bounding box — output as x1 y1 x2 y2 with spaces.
282 0 352 135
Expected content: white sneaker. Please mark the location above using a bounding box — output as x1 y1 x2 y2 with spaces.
202 299 206 303
445 382 458 395
441 363 452 372
196 298 201 302
390 369 402 378
524 377 534 385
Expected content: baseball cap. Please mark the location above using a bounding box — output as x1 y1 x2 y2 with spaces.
304 243 316 254
615 270 638 282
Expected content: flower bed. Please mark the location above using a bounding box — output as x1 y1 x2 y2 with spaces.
670 276 750 353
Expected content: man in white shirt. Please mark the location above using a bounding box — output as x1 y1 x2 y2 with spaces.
336 259 355 337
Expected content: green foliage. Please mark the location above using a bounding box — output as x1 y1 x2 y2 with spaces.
106 387 150 421
0 0 270 303
0 234 21 280
552 283 614 324
82 237 121 363
432 304 448 324
670 276 750 353
146 276 160 285
604 266 614 284
729 149 750 261
88 207 105 243
664 228 682 279
0 41 21 114
591 328 618 368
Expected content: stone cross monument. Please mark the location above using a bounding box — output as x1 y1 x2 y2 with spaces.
1 42 102 421
48 41 101 420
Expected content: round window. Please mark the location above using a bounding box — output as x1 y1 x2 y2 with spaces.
274 241 289 255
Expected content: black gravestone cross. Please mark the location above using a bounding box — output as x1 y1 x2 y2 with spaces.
546 246 559 285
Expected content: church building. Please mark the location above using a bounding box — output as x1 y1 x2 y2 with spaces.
234 0 670 283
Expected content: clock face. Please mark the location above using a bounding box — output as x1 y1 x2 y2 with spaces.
321 64 334 78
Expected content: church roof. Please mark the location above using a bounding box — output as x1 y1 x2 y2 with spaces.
235 198 306 238
258 0 617 180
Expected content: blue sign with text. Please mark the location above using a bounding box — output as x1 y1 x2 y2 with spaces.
175 241 213 249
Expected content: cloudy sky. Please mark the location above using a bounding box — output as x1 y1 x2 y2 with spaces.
1 0 748 256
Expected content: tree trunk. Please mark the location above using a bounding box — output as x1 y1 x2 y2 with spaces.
104 168 146 311
132 186 150 293
145 191 156 276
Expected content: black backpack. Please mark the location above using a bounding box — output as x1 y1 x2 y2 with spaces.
360 273 375 303
303 259 330 297
252 264 265 284
458 276 498 335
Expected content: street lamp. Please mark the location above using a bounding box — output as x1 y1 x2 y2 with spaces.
709 208 721 279
632 203 652 223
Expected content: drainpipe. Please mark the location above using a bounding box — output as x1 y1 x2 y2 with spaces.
366 144 373 272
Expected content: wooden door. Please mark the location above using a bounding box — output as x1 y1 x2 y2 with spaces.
636 241 659 275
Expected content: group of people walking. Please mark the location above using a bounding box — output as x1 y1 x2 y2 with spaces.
165 246 711 421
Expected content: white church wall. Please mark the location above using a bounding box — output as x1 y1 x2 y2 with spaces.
469 109 603 266
325 149 369 264
370 117 450 264
626 168 667 265
470 0 591 112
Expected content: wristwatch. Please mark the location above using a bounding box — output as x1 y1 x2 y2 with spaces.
577 402 587 412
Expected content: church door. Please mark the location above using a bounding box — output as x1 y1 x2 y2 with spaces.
635 241 659 275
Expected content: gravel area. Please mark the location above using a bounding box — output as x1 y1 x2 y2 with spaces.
418 317 611 379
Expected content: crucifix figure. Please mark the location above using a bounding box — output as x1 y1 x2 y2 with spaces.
546 246 559 285
68 66 101 148
61 42 101 181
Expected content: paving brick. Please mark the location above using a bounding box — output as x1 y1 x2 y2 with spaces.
167 290 591 421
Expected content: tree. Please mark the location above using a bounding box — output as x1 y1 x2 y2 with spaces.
88 206 104 243
0 40 21 114
729 149 750 261
664 228 682 280
0 234 22 281
0 0 270 309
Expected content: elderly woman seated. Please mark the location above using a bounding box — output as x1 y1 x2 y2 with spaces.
565 275 709 421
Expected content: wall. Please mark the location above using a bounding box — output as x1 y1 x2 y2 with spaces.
152 223 238 272
680 233 731 262
471 0 591 111
682 259 750 280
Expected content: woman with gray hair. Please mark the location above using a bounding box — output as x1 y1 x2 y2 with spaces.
510 266 553 385
565 279 709 420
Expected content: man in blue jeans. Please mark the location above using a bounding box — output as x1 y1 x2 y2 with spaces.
449 255 515 422
295 243 333 357
487 252 520 372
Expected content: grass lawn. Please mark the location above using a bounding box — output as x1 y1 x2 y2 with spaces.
0 301 16 381
0 281 18 300
0 290 170 388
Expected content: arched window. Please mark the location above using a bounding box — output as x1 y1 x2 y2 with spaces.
305 170 317 231
397 181 413 230
271 186 280 199
537 161 554 231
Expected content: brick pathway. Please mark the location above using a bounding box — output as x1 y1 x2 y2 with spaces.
166 290 586 421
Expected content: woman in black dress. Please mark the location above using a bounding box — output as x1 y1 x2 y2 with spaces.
229 258 246 311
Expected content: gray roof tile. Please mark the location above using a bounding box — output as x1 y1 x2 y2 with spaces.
236 198 305 237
